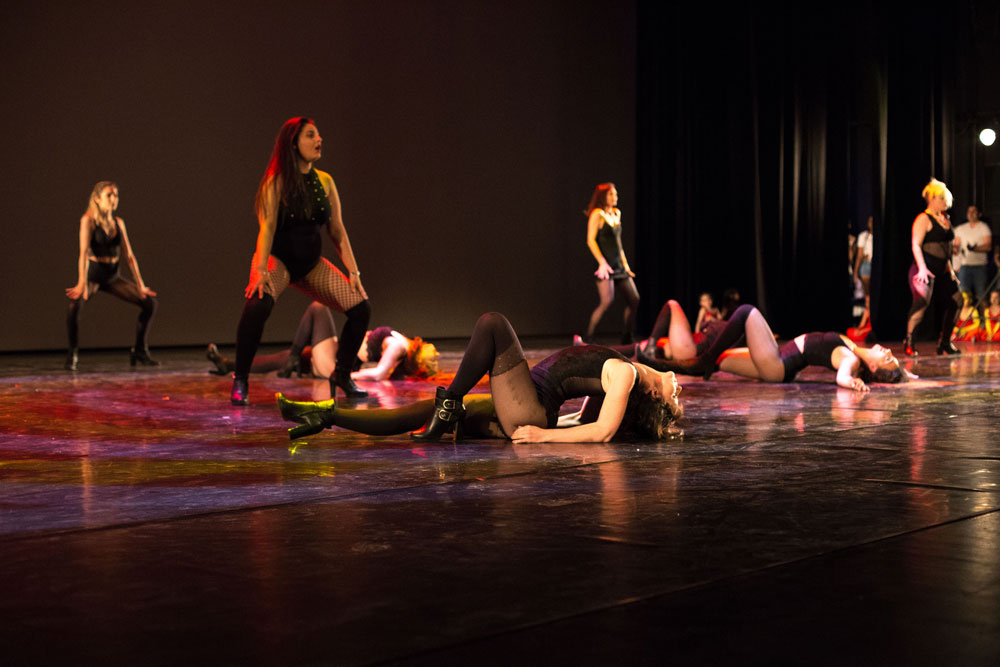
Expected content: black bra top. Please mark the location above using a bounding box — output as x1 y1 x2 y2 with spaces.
89 219 121 259
921 213 954 255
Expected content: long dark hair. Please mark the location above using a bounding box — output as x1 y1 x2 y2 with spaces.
584 182 616 216
255 117 314 219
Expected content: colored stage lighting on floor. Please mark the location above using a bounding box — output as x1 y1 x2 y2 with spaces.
980 128 996 146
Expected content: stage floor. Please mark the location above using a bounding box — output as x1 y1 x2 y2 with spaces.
2 341 999 665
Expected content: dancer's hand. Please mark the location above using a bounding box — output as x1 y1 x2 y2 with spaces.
245 266 273 299
65 283 88 300
915 267 934 285
626 268 636 278
850 377 869 393
511 425 547 443
141 286 157 297
594 263 612 280
350 272 368 299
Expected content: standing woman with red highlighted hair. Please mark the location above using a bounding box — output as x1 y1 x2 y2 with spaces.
231 117 371 405
583 182 639 344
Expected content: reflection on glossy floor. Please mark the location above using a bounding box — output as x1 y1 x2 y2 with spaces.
1 342 999 665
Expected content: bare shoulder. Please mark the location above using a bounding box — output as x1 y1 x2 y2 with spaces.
912 212 932 228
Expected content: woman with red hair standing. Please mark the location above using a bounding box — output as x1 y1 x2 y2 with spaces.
231 117 371 405
582 182 639 344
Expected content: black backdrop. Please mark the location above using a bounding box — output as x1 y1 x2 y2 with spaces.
635 1 994 341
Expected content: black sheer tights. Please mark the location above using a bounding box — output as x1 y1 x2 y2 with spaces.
321 313 546 438
446 312 548 436
252 302 338 373
67 278 157 350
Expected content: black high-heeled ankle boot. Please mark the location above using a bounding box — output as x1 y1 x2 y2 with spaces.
65 348 79 371
411 387 466 442
904 334 918 357
276 392 336 439
331 368 367 398
937 337 961 355
276 351 303 378
206 344 234 376
231 376 249 406
130 347 160 367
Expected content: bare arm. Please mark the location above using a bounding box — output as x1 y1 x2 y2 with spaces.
911 214 932 280
246 178 279 298
586 210 613 279
835 350 868 392
320 171 366 298
117 218 154 295
66 216 92 299
352 336 407 381
511 359 636 443
971 233 992 253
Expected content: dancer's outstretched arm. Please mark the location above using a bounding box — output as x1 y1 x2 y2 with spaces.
352 336 407 381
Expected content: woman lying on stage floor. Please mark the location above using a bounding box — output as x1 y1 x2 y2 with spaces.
208 302 438 380
277 311 683 442
635 303 911 392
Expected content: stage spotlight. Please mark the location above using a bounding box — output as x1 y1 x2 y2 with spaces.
980 128 996 146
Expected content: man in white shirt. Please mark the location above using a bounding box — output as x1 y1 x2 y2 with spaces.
953 206 992 304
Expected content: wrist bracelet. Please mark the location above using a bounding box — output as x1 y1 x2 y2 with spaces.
351 270 361 276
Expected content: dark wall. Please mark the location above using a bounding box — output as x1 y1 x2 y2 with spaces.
0 0 637 351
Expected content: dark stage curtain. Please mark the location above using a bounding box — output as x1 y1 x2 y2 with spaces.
636 3 958 341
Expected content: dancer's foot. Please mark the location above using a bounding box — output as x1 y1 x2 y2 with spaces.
276 392 336 439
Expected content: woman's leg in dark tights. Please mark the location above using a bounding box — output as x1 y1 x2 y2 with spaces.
615 277 639 343
103 277 157 350
310 396 503 438
252 302 339 373
67 298 84 350
235 294 275 379
638 304 755 376
934 277 961 343
585 279 615 339
447 312 547 435
335 300 371 373
906 264 931 338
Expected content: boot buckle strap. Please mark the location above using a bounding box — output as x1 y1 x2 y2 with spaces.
437 408 458 421
440 398 459 410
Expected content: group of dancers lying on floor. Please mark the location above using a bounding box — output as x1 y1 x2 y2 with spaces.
271 297 912 445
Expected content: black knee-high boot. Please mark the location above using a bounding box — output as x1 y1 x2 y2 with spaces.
637 304 755 378
232 293 275 405
331 299 371 398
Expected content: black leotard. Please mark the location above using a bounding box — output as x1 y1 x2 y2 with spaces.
270 169 332 281
778 332 846 382
529 345 642 428
595 215 626 278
